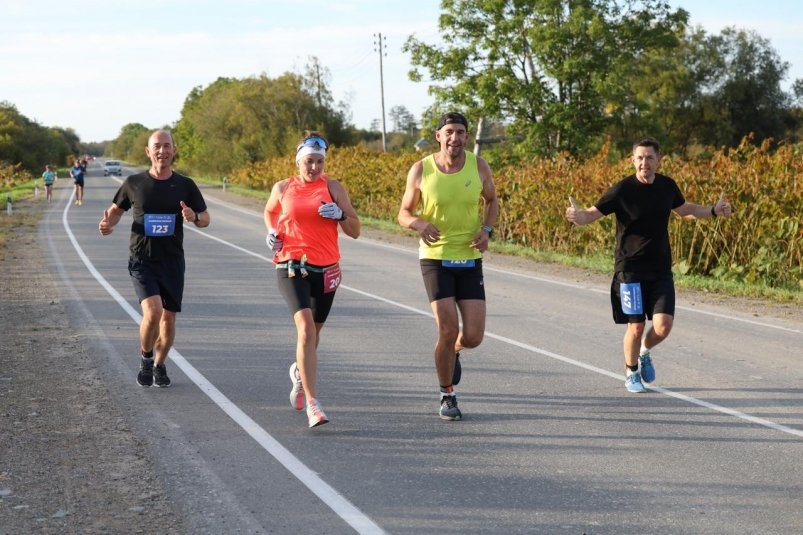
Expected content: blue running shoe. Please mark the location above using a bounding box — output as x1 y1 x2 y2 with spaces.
639 352 655 383
625 372 646 393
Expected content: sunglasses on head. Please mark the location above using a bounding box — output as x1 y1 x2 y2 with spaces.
297 136 328 151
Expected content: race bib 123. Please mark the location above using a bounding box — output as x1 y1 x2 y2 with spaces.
144 213 176 237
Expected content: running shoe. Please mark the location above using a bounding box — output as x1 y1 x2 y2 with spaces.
452 352 462 386
77 199 82 206
439 394 462 421
625 371 646 393
153 363 171 388
137 357 154 387
289 362 304 410
639 352 655 383
306 399 329 428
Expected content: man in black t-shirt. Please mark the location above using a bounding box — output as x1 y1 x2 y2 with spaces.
565 137 732 393
98 130 210 388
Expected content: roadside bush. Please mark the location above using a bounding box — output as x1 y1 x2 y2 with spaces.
230 141 802 290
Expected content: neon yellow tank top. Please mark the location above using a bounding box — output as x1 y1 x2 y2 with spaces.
418 151 483 260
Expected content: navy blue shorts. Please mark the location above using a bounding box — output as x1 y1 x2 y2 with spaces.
420 258 485 303
128 256 185 312
610 272 675 324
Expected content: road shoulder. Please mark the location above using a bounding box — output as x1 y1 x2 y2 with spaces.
0 197 184 533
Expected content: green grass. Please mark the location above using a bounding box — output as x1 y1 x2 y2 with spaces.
191 175 267 201
0 191 42 261
490 240 801 304
3 178 42 204
359 213 800 303
672 273 801 303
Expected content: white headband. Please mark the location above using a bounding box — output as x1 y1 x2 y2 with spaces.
296 145 326 163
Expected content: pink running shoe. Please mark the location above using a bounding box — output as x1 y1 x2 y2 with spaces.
306 398 329 428
289 362 304 410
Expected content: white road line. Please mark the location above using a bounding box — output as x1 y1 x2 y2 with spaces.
201 192 802 334
90 184 803 441
184 202 803 440
62 191 386 535
342 287 803 439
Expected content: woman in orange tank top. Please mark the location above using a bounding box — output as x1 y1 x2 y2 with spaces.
263 131 360 428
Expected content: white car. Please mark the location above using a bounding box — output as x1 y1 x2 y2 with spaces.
103 160 123 176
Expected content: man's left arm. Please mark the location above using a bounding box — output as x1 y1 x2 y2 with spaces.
471 157 499 252
183 183 210 228
674 193 732 220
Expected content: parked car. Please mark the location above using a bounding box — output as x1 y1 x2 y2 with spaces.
103 160 123 176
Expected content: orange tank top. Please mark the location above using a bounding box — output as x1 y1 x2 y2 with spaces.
274 175 340 266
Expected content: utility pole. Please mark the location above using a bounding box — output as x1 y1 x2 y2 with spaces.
474 117 486 157
314 62 322 107
373 32 388 152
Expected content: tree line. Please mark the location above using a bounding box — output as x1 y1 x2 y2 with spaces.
4 1 802 179
405 0 803 158
0 102 83 172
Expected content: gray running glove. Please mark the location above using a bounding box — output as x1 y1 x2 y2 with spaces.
266 231 283 252
318 202 344 220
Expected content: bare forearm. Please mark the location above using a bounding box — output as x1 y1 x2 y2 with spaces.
483 197 499 228
339 213 360 239
194 211 210 228
398 210 424 232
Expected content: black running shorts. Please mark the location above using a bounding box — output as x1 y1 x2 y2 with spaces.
275 266 337 324
420 258 485 303
128 256 185 312
610 272 675 324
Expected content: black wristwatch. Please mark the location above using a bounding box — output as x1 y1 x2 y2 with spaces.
482 225 493 237
194 211 200 223
710 206 716 218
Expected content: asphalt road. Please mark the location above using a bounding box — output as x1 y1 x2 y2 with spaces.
41 163 802 534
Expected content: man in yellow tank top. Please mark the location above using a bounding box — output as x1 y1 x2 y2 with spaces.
398 112 499 421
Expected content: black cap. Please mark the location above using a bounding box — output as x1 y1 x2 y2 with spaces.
437 112 469 131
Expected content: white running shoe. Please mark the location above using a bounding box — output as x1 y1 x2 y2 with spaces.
306 398 329 428
289 362 304 410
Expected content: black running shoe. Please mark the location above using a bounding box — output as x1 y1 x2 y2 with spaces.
153 363 171 388
439 395 462 421
452 352 462 385
137 358 154 387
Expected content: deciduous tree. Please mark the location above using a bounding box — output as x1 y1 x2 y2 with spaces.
404 0 687 155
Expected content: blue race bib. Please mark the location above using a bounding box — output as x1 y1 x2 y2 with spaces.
442 259 475 268
620 282 644 315
144 213 176 237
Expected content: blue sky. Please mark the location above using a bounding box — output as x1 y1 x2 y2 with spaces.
2 1 802 142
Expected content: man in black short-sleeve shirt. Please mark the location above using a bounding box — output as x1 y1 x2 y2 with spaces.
113 169 206 259
565 136 732 393
99 130 210 388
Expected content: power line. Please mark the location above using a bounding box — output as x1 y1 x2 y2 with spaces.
373 32 388 152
